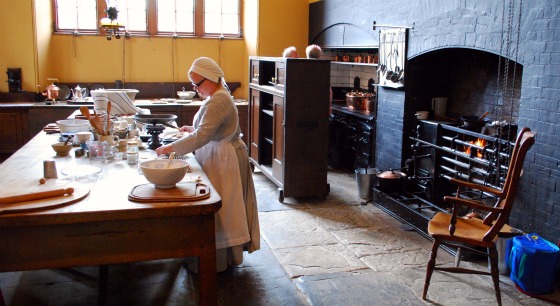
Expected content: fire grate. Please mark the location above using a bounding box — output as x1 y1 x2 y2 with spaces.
373 120 518 258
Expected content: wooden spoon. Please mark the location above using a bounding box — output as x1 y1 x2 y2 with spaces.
105 101 112 135
80 106 102 135
167 152 176 168
478 111 489 121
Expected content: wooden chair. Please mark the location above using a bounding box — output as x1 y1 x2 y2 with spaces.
422 127 535 306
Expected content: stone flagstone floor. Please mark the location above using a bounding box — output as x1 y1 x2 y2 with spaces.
0 169 558 305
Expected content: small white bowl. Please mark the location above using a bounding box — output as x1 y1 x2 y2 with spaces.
140 159 190 189
177 91 196 100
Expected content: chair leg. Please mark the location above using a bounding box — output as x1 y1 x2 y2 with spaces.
423 239 440 300
0 287 5 306
455 246 462 267
488 246 502 306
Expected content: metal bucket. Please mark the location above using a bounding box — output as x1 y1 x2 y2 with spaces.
355 168 378 200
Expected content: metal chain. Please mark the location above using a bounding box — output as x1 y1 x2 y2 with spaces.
501 0 515 122
504 0 523 144
510 0 523 121
494 0 507 119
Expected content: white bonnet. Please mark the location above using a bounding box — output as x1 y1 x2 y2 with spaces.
188 57 224 83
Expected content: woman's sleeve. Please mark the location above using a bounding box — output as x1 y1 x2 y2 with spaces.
170 99 228 155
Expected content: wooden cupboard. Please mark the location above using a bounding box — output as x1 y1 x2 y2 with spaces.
248 57 331 202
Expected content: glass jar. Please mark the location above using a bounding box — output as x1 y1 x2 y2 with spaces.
127 140 139 165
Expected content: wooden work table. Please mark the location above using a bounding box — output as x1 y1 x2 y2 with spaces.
0 130 222 305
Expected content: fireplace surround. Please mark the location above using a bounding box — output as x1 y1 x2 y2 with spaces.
310 0 560 242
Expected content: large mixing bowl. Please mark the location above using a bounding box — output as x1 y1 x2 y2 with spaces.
56 119 90 133
91 89 143 116
140 159 190 189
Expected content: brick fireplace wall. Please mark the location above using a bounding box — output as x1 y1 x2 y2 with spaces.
311 0 560 242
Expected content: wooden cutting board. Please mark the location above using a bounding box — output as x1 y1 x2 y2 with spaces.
128 182 210 203
0 187 90 215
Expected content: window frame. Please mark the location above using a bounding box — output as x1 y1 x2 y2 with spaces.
52 0 242 39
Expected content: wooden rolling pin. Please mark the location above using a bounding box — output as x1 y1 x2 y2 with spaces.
0 188 74 205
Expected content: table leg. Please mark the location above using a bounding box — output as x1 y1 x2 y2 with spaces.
198 215 217 306
0 287 5 306
98 265 108 306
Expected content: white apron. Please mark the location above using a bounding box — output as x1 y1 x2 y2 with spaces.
192 90 257 251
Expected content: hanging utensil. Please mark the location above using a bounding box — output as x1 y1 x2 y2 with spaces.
386 32 397 81
396 31 405 82
391 45 401 83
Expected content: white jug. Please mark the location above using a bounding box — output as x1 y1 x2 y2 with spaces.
432 97 448 117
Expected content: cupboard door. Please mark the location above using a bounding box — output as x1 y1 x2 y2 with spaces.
272 95 284 182
251 60 259 84
237 105 248 145
0 112 23 153
275 62 285 90
249 89 260 162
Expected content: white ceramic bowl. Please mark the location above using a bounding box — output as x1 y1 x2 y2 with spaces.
140 159 190 189
177 91 195 100
56 119 91 133
91 89 142 116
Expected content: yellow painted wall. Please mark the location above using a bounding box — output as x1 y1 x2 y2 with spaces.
258 0 309 57
0 0 37 93
0 0 310 99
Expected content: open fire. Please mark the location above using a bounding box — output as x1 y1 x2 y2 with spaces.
464 138 487 158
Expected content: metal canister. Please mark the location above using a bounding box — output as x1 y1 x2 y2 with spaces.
43 160 58 179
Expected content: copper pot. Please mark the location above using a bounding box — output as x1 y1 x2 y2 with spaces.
365 97 376 114
42 82 60 100
376 169 406 193
346 91 375 111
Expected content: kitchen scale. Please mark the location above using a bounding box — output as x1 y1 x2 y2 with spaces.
133 114 178 149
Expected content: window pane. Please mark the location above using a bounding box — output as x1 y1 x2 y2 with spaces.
221 14 238 35
204 0 221 13
222 1 237 14
204 0 239 35
204 12 221 34
113 0 147 32
56 0 97 31
157 0 194 33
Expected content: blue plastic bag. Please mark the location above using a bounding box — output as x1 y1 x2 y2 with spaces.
509 233 560 295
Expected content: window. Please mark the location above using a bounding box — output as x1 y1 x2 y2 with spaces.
53 0 241 38
55 0 98 32
204 0 240 36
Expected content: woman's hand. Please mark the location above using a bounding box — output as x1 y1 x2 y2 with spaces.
180 125 194 133
155 144 174 156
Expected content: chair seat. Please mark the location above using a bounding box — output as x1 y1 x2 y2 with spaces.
428 212 498 248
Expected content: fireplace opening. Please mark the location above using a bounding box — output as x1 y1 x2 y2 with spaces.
404 48 522 122
373 48 524 251
402 47 523 201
